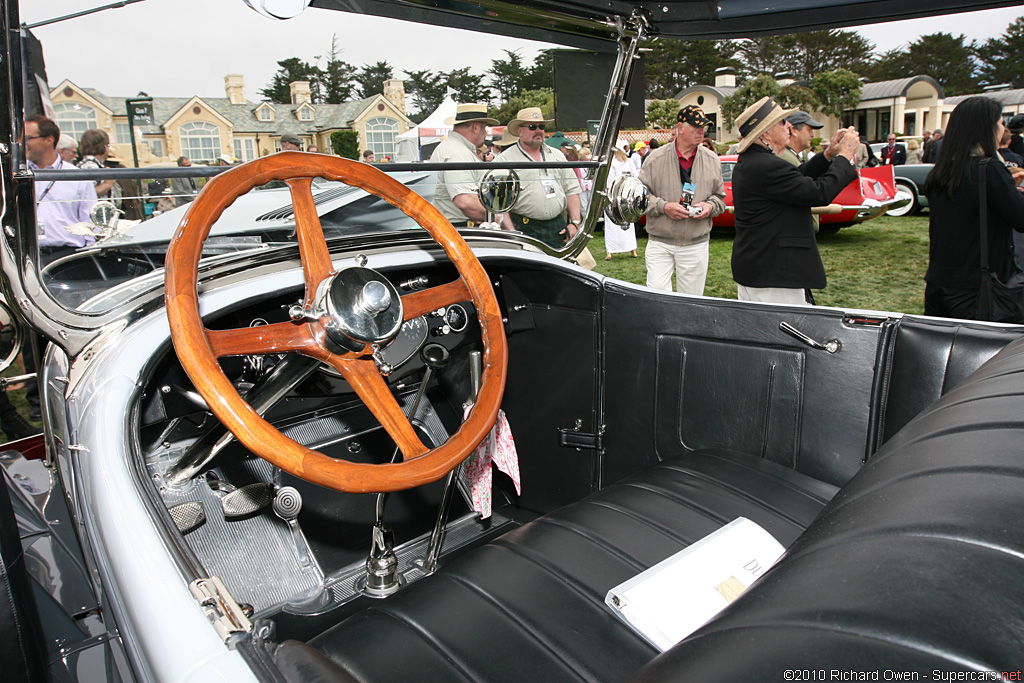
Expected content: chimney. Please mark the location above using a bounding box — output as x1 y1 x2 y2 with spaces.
715 67 736 88
289 81 312 105
225 74 246 105
774 72 795 87
383 78 406 115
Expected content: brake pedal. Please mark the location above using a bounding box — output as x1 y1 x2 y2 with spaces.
169 501 206 534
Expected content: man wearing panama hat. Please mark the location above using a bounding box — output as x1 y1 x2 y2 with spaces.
496 107 582 249
429 103 499 227
731 96 860 305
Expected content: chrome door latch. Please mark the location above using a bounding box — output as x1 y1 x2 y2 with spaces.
779 322 841 354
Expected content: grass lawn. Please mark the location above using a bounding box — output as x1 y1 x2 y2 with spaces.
592 213 931 315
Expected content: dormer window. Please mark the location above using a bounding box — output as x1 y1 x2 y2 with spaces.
297 105 314 121
256 104 274 122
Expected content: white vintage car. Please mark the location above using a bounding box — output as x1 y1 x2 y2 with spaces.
2 1 1024 683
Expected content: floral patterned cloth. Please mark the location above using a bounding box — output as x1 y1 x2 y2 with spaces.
462 407 520 518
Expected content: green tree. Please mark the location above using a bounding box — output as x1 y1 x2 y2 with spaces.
445 67 491 105
488 89 553 127
859 47 909 82
719 74 815 129
354 61 394 99
646 99 680 129
905 33 979 96
331 130 359 159
319 35 356 104
405 69 448 123
977 17 1024 88
488 49 530 102
523 50 555 91
808 69 862 119
644 38 741 99
736 35 799 79
863 33 979 95
260 57 322 104
790 30 875 80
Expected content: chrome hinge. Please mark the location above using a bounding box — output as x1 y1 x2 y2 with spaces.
189 576 253 642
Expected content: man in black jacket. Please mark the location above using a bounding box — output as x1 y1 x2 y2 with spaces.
731 96 860 305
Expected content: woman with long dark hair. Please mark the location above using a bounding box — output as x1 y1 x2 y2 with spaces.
924 96 1024 320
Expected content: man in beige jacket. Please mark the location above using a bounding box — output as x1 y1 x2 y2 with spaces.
637 105 726 294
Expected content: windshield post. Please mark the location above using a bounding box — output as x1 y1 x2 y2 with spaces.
578 11 650 244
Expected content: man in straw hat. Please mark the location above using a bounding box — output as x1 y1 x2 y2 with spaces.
637 104 726 295
496 107 583 249
429 103 499 227
731 96 860 305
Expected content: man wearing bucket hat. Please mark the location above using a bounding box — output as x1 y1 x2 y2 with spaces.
637 105 726 295
496 107 582 249
731 96 860 305
429 103 499 227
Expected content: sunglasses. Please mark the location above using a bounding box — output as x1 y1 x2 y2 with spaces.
526 124 546 131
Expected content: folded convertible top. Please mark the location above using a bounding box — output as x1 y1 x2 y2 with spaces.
311 0 1024 48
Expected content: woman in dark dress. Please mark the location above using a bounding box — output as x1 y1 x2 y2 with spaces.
924 96 1024 320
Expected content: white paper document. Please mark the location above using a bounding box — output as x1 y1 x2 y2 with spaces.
604 517 785 652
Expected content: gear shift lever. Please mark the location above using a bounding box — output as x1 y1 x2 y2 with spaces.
361 343 450 597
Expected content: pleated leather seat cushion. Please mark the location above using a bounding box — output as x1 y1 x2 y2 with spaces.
290 448 838 683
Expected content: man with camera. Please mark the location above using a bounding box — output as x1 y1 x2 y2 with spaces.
731 97 859 305
637 105 725 294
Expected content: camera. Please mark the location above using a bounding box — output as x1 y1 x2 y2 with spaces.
688 205 704 218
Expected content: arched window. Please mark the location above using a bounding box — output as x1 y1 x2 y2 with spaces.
179 121 221 163
54 102 98 141
365 117 398 158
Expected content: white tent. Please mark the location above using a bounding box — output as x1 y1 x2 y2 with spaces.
394 95 458 162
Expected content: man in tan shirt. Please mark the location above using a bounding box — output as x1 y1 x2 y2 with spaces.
637 105 725 294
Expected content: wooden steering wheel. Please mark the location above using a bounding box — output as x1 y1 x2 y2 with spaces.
165 152 508 493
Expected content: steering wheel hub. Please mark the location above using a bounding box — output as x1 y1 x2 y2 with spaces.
315 267 403 353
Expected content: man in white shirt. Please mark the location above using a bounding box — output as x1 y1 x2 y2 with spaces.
429 103 498 227
25 116 97 260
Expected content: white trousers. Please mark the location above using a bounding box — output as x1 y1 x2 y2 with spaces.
645 240 709 295
736 285 809 305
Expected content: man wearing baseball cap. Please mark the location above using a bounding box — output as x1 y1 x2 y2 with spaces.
782 111 825 232
636 104 726 295
429 103 499 227
731 96 860 305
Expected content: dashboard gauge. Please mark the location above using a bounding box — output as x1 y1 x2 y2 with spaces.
444 304 469 333
381 315 429 367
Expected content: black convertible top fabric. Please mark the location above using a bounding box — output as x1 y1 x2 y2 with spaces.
311 0 1024 46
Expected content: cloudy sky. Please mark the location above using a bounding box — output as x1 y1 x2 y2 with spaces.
21 1 1024 102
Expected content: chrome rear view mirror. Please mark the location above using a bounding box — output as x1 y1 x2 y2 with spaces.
0 299 24 374
605 175 649 226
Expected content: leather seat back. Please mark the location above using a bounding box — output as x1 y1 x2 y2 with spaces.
631 337 1024 679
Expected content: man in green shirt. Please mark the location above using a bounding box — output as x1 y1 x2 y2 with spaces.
782 111 826 232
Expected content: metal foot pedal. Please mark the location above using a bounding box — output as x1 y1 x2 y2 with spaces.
169 501 206 534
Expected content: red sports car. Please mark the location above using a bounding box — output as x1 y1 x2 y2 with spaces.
713 154 911 232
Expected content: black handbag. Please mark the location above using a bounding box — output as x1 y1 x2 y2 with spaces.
977 158 1024 323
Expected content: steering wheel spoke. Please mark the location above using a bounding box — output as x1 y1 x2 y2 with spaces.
401 278 472 321
287 177 335 305
207 321 323 358
329 356 429 460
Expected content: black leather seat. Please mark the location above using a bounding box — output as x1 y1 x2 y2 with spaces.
632 337 1024 680
280 448 837 682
